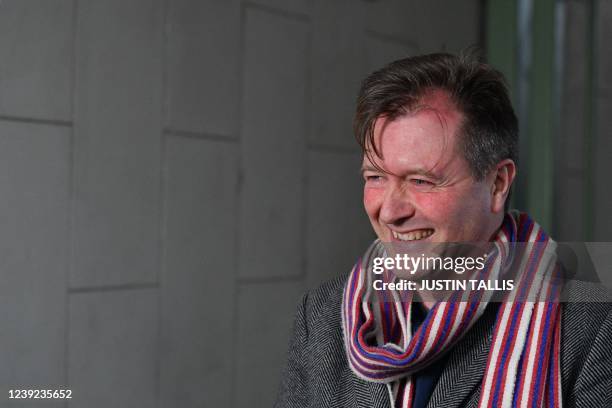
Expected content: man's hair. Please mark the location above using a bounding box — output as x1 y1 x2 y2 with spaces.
354 52 518 182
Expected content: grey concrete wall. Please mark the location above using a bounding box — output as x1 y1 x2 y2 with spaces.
555 0 612 242
0 1 480 407
592 0 612 241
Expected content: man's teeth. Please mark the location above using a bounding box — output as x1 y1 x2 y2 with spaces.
391 229 434 241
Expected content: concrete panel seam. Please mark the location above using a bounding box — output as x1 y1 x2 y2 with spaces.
68 282 159 294
299 9 313 284
230 4 248 405
157 1 169 398
164 127 238 143
0 114 72 128
65 0 79 399
161 0 169 129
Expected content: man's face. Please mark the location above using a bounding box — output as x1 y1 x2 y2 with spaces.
361 94 503 245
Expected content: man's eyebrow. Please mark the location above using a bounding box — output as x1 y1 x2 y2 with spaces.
360 165 380 174
360 165 441 179
412 168 440 179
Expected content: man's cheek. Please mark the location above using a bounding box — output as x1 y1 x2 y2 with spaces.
363 188 382 215
412 193 444 211
414 193 459 219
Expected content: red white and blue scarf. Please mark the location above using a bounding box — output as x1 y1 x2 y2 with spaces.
342 212 562 408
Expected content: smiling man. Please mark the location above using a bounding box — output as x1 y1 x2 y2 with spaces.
275 53 612 408
359 88 513 246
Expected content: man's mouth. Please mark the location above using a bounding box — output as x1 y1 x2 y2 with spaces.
391 229 434 241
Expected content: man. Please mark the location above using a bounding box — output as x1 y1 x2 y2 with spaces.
275 53 612 407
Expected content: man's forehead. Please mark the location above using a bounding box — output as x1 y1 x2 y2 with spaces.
417 89 461 117
363 91 465 175
369 111 458 156
369 90 463 147
373 90 462 135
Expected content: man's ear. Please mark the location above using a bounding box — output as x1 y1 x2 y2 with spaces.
490 159 516 213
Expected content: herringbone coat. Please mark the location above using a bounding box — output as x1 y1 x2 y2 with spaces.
275 274 612 408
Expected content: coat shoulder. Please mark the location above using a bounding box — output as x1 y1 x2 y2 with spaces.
560 280 612 403
302 271 349 329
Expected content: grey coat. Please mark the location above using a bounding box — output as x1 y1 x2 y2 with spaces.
275 273 612 408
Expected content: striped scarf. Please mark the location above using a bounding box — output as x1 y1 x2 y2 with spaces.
342 212 563 408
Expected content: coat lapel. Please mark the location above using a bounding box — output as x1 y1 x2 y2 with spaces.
426 303 499 408
350 374 391 407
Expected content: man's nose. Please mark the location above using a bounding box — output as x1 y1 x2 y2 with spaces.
379 185 415 226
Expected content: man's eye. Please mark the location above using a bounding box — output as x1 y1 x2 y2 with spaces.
364 175 384 183
411 178 434 186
